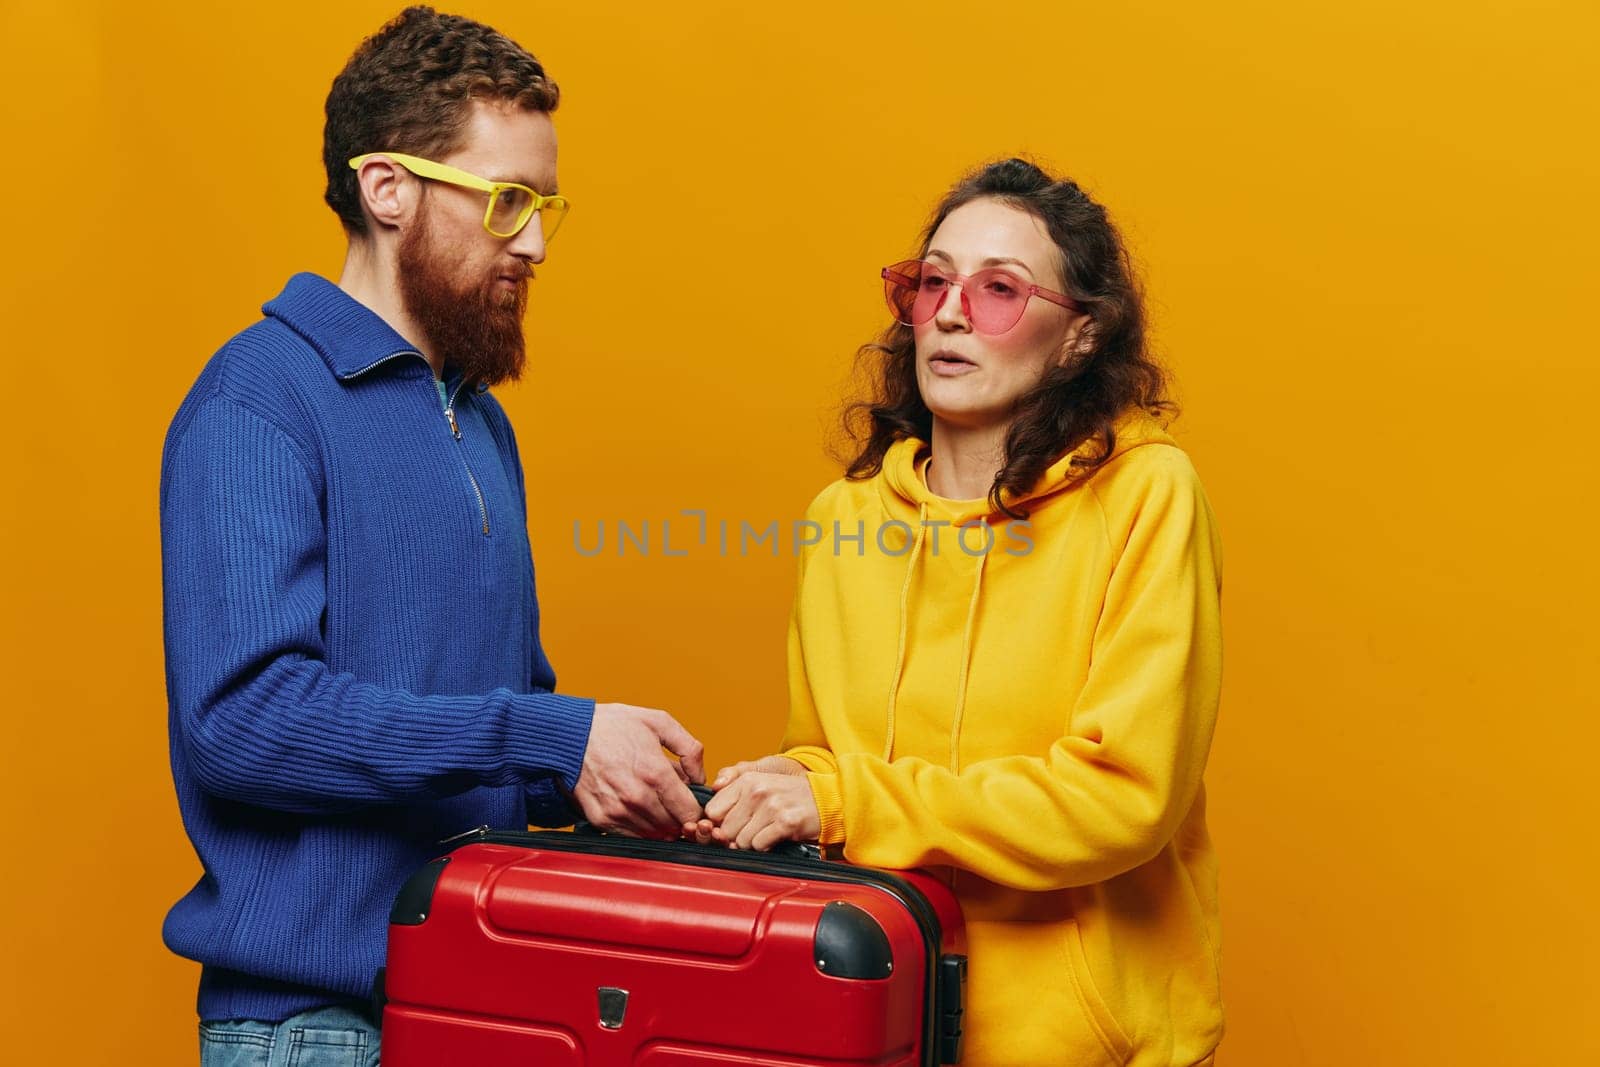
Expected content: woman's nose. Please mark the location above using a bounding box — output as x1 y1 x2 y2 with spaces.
933 280 971 332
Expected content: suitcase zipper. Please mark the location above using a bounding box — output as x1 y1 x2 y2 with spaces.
436 824 491 847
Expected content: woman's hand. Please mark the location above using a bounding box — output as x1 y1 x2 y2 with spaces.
712 755 807 789
682 756 809 844
702 771 821 851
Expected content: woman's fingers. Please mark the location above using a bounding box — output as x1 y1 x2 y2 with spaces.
712 755 807 789
704 773 819 851
734 776 782 850
711 760 757 789
706 778 752 845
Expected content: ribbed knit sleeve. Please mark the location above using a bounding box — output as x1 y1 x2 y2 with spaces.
779 515 842 781
484 397 582 828
160 395 594 814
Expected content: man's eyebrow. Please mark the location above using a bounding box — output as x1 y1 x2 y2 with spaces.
491 175 558 195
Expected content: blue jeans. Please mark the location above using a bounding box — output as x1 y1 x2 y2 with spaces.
198 1005 380 1067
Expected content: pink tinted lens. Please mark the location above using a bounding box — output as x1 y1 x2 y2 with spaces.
962 269 1032 334
910 262 953 324
882 260 929 325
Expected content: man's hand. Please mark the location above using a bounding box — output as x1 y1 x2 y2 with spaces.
575 703 706 839
702 770 820 851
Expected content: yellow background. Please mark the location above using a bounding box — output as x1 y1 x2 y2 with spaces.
2 1 1595 1063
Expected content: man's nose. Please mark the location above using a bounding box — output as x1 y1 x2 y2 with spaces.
506 217 547 264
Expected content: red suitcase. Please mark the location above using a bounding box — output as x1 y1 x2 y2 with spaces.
376 827 967 1066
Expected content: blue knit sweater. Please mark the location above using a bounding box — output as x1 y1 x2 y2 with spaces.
159 272 595 1022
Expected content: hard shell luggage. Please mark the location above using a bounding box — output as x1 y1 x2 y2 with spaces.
376 827 967 1066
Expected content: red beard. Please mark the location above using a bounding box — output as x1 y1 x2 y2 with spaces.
398 206 529 387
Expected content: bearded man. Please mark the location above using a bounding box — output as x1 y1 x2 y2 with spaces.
158 8 706 1061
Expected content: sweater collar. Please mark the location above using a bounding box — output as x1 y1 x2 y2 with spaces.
263 272 427 381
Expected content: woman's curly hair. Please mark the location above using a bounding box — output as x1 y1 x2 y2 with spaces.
844 158 1176 518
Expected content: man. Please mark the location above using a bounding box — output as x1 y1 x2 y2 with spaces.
159 7 705 1060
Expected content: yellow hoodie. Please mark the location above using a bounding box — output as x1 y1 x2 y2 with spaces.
780 405 1224 1066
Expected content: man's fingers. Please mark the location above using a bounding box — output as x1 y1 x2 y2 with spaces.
648 712 706 784
606 778 678 838
659 776 703 827
639 793 680 839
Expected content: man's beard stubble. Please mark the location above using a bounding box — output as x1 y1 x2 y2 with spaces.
397 209 529 388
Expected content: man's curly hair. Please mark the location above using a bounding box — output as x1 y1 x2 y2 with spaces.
323 5 560 236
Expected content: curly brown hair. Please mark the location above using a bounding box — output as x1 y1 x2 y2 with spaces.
843 158 1176 518
323 6 560 236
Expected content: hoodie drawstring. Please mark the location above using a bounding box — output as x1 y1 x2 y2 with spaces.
949 540 988 772
883 503 927 761
884 503 990 773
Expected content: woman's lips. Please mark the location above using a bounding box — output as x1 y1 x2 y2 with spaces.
928 350 977 376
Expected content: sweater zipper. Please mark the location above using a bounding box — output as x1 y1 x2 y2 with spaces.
341 350 426 378
442 379 490 536
340 351 490 537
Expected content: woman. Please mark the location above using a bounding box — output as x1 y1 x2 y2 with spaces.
700 158 1224 1066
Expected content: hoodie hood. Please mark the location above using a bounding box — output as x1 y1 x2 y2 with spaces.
879 404 1177 523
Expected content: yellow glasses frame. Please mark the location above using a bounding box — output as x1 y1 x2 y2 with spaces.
347 152 569 241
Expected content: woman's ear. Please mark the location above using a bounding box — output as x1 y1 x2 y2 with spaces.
1056 314 1095 367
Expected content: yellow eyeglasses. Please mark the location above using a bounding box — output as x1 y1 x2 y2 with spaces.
348 152 569 242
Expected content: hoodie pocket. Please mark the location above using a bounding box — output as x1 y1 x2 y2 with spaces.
960 917 1129 1066
1060 916 1134 1065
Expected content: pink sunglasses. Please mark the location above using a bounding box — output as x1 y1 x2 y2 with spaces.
882 259 1080 335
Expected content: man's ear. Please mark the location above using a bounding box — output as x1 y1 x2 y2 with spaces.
353 157 412 230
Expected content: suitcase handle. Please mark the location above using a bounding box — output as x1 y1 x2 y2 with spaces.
571 782 830 860
689 783 828 859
